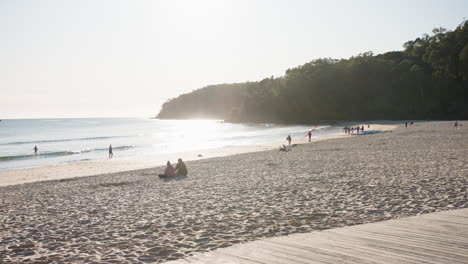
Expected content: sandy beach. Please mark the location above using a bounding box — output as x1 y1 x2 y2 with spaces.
0 121 466 263
0 124 394 187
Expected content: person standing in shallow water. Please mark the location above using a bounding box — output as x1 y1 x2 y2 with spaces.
109 145 113 159
307 131 312 142
33 146 38 154
286 135 292 147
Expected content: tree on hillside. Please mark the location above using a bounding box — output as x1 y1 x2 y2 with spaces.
158 20 468 122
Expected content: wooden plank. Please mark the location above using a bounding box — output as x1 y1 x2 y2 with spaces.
169 250 266 264
290 232 438 264
297 233 447 264
257 240 355 264
335 230 467 263
382 218 468 237
166 209 468 264
363 223 468 247
271 235 420 264
220 245 306 264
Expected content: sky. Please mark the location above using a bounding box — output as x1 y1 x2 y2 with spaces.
1 0 467 119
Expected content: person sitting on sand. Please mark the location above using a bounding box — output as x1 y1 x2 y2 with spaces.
175 158 188 176
280 145 288 151
158 161 176 178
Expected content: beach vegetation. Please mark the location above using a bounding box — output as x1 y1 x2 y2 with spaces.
157 20 468 122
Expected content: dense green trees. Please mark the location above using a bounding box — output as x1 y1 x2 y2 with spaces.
157 21 468 123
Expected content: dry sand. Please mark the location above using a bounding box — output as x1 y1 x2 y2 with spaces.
0 121 466 263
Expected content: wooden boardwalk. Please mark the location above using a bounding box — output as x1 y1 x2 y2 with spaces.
167 209 468 264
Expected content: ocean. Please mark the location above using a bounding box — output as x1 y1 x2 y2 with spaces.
0 118 343 171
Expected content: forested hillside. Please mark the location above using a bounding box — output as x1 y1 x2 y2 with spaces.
157 21 468 123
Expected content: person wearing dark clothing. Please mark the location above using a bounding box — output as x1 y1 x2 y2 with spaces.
109 145 113 159
286 135 292 147
175 158 188 176
34 146 38 154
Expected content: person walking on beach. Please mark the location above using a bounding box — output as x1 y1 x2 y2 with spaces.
307 131 312 142
175 158 188 176
158 161 175 178
286 135 292 147
405 122 408 128
455 121 458 129
33 146 38 154
108 145 113 159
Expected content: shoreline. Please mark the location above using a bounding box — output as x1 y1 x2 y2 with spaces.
0 123 396 187
1 121 466 263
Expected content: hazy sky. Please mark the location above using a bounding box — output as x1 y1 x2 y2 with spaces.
1 0 467 119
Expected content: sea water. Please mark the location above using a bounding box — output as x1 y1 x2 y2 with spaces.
0 118 343 170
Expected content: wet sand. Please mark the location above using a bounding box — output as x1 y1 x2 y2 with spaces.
0 121 466 263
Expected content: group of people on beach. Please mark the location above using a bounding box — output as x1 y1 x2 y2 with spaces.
159 158 188 178
404 121 414 128
32 143 188 178
344 125 366 134
405 121 462 129
280 130 314 151
110 144 188 178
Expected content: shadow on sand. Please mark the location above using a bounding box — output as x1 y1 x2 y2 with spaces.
159 175 188 182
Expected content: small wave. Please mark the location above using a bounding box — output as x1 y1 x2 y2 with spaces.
0 146 135 162
94 145 134 151
0 151 79 161
2 136 125 146
113 145 134 150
